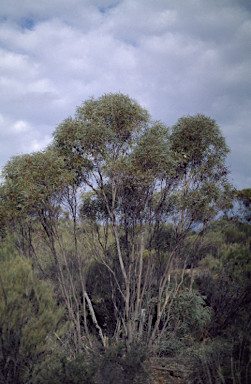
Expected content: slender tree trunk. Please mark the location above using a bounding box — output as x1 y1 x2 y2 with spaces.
84 291 105 346
189 263 194 292
132 228 144 335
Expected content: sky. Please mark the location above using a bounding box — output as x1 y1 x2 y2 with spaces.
0 0 250 189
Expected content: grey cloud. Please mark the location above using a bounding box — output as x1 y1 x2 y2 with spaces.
0 0 250 190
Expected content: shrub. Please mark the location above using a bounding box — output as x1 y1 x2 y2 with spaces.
34 353 96 384
149 288 211 355
0 254 64 384
94 342 150 384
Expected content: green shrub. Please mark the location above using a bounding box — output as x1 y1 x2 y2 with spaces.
183 339 231 384
35 343 150 384
95 342 150 384
34 353 96 384
183 336 251 384
0 255 64 384
149 288 211 355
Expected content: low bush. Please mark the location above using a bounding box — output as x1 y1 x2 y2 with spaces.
34 353 96 384
95 342 150 384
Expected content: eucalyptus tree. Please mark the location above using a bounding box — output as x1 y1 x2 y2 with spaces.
0 149 103 354
53 93 232 347
0 150 68 267
53 94 178 344
148 114 232 343
0 92 232 351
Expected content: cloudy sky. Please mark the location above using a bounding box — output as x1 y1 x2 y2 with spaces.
0 0 250 189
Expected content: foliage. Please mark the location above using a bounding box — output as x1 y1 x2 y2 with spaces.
190 218 251 383
53 93 151 185
35 342 150 384
0 92 237 375
0 147 105 355
148 288 211 354
0 251 64 384
0 148 74 260
195 242 251 337
170 114 229 170
183 339 232 384
53 94 231 347
223 225 248 244
0 149 72 220
183 335 251 384
168 114 233 233
34 353 96 384
94 342 150 384
236 188 251 223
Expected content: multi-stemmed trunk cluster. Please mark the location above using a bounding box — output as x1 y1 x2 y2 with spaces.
0 93 232 354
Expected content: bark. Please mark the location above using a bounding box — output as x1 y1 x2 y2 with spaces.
84 291 105 346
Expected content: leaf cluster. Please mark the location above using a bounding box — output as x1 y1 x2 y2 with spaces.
0 254 64 383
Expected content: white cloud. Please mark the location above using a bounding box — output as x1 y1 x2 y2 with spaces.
12 120 29 133
0 0 250 189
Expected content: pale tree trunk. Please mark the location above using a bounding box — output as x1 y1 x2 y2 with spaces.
84 291 105 346
189 263 194 292
68 186 105 348
149 249 176 345
101 186 133 343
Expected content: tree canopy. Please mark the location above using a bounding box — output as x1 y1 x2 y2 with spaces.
0 93 243 383
51 93 232 346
